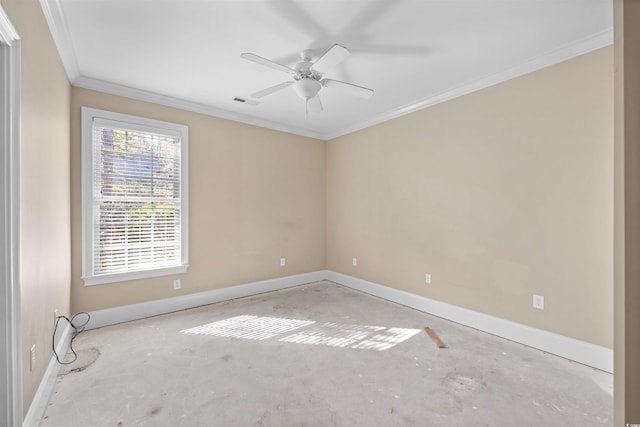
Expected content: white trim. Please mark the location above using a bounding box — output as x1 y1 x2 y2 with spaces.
325 28 614 140
0 8 18 44
0 6 22 427
81 107 189 286
39 0 613 141
73 76 327 141
27 268 613 426
81 268 613 373
23 323 73 427
86 270 329 330
39 0 79 81
83 265 189 287
326 271 614 373
70 27 613 142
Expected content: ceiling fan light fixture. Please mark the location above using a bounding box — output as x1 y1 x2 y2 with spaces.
293 78 321 99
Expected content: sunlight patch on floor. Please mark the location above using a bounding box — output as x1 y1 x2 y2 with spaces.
181 315 421 351
181 315 316 340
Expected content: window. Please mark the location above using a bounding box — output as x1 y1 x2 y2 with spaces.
81 107 188 285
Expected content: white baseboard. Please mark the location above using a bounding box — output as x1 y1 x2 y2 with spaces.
326 271 613 373
23 322 73 427
27 269 612 427
86 270 329 330
82 269 612 374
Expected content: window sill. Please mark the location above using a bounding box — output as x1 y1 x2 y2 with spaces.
82 265 189 286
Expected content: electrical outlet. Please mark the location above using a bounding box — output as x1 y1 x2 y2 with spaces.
280 258 286 267
30 345 36 372
173 279 181 290
425 273 432 284
352 257 358 267
533 294 545 310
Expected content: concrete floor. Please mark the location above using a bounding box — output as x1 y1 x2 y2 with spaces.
41 281 612 426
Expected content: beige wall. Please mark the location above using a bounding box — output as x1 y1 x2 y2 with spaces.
2 0 72 414
327 47 614 348
614 0 640 423
3 0 624 416
70 88 326 312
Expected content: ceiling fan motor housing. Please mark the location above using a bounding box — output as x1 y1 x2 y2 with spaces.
295 59 314 77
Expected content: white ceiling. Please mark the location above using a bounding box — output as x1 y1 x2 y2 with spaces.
42 0 613 140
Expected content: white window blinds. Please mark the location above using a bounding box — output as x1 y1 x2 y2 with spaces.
82 108 188 285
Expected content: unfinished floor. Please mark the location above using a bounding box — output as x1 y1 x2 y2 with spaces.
41 281 612 426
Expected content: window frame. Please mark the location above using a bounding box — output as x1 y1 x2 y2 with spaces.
81 107 189 286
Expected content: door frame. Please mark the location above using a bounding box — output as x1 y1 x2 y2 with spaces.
0 6 22 427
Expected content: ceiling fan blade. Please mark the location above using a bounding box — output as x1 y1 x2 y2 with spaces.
240 53 297 76
251 81 294 98
343 1 401 35
348 43 431 57
311 44 350 74
322 79 374 99
268 0 327 40
308 94 323 113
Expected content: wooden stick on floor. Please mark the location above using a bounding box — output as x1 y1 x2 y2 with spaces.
424 327 446 349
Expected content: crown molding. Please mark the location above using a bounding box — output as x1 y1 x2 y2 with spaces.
73 75 327 141
325 28 614 140
41 0 612 142
39 0 80 81
39 0 328 141
0 6 18 44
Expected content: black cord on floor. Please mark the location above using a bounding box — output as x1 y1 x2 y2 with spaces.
52 312 91 365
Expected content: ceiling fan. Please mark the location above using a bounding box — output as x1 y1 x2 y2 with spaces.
240 44 374 118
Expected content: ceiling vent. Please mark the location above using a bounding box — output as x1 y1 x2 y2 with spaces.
233 97 259 106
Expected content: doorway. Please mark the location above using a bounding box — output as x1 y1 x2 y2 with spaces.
0 6 22 427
